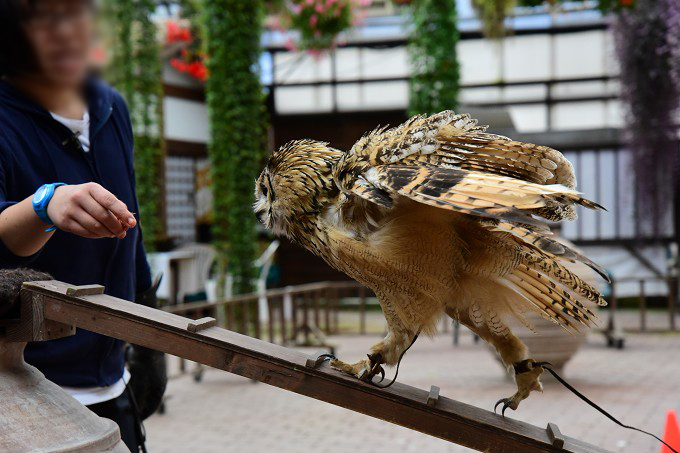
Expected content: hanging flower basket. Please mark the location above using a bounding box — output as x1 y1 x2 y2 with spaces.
274 0 371 54
164 20 208 82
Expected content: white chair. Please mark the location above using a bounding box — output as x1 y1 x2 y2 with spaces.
176 243 217 299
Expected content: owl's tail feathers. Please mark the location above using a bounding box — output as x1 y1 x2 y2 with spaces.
521 251 606 306
501 250 606 332
488 221 609 282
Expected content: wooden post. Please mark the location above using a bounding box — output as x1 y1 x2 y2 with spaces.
303 293 310 344
639 280 646 331
669 277 677 331
359 286 366 335
333 287 339 334
13 280 610 453
279 297 287 345
6 287 75 342
314 290 320 329
254 297 262 340
267 297 275 343
226 301 235 331
324 288 331 335
290 291 298 343
241 299 249 335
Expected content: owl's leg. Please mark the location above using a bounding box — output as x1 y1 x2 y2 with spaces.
330 302 417 382
449 307 544 415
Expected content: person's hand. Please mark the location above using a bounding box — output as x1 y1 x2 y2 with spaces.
46 182 137 239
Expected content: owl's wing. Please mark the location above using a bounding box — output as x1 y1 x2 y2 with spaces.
333 111 607 326
334 110 601 226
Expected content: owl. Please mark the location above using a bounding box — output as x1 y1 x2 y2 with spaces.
254 111 606 414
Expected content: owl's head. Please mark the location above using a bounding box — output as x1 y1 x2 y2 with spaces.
254 139 343 237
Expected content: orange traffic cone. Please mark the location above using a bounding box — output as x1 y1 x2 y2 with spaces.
661 410 680 453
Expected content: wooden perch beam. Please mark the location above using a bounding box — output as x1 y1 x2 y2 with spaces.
14 281 609 453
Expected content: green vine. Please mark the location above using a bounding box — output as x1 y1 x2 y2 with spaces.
408 0 461 116
104 0 166 251
202 0 267 296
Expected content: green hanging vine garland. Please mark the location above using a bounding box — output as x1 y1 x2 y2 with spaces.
104 0 166 251
408 0 461 116
203 0 267 296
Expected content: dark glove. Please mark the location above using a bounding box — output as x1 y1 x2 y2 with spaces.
127 274 167 420
0 268 52 317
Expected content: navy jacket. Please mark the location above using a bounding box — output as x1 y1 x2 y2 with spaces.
0 78 151 387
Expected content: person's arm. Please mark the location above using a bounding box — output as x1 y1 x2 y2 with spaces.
0 182 138 258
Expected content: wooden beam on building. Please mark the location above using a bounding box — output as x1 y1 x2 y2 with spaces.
15 280 610 453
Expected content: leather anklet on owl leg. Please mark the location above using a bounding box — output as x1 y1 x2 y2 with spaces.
494 359 549 417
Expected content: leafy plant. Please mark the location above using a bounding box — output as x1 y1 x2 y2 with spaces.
104 0 166 251
203 0 268 295
408 0 460 116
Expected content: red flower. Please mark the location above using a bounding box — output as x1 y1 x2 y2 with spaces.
166 21 192 44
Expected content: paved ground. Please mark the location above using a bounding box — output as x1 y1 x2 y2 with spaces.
145 313 679 453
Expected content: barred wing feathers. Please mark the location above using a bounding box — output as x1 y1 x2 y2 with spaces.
333 110 607 330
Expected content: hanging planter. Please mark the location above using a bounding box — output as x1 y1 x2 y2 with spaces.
165 20 208 82
273 0 371 54
475 0 637 39
613 0 680 234
473 0 516 39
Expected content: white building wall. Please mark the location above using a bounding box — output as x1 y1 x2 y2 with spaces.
271 28 621 134
164 97 210 143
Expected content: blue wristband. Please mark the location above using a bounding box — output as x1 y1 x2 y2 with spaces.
32 183 67 232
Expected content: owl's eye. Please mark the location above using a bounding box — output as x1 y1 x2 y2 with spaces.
261 185 268 197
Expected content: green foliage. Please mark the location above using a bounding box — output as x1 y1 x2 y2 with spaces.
408 0 460 116
104 0 165 251
203 0 267 295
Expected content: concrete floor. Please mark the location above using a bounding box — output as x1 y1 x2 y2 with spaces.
144 322 680 453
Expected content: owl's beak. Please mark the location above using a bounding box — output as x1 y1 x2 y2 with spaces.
255 210 265 224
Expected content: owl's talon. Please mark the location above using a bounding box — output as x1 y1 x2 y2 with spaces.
359 352 385 382
494 358 546 416
377 365 386 383
494 397 515 417
311 353 337 369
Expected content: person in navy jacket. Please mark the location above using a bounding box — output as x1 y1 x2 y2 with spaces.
0 1 165 450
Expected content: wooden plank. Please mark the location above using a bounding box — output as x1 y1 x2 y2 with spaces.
19 280 609 453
